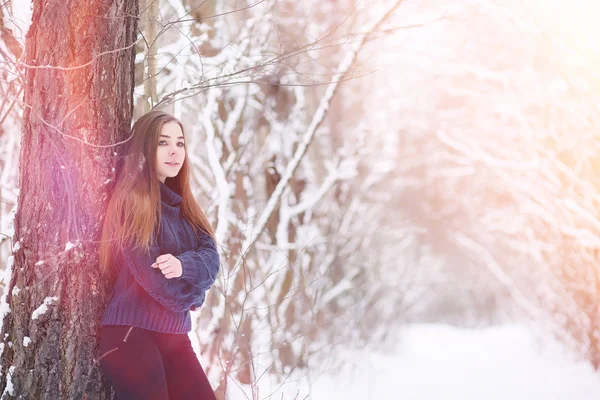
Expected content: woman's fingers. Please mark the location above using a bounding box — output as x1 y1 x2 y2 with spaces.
152 255 182 279
155 253 173 264
158 263 178 279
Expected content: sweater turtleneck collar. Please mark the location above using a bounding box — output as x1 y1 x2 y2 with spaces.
159 181 183 206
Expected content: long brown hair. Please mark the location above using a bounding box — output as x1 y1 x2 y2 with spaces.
99 110 216 273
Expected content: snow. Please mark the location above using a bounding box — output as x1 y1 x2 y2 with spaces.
5 0 32 40
31 297 58 320
227 324 600 400
2 365 15 397
0 256 14 340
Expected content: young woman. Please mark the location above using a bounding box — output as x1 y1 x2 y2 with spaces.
96 110 220 400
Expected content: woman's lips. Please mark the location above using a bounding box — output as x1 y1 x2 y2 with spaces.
165 162 180 167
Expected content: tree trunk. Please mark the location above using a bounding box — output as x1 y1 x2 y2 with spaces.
0 0 138 398
142 0 158 114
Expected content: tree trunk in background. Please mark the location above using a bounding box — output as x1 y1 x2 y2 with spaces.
0 0 138 398
142 0 158 114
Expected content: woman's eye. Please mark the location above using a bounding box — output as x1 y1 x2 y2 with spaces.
158 141 184 147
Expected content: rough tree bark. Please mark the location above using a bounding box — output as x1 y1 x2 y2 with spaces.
0 0 138 398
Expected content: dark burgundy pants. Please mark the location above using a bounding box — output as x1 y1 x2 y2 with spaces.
97 325 216 400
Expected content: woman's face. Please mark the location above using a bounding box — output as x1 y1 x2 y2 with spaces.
156 122 185 183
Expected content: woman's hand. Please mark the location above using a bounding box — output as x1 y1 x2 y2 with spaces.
151 254 183 279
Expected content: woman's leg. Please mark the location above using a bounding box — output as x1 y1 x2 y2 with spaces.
97 325 169 400
156 332 217 400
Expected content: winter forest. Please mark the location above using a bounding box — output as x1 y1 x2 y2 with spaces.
1 0 600 398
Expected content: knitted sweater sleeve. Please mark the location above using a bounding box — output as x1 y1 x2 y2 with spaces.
118 239 204 313
175 230 220 291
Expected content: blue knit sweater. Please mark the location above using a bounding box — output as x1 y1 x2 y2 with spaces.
100 181 220 333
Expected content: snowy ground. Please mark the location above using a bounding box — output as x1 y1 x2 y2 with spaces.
228 324 600 399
